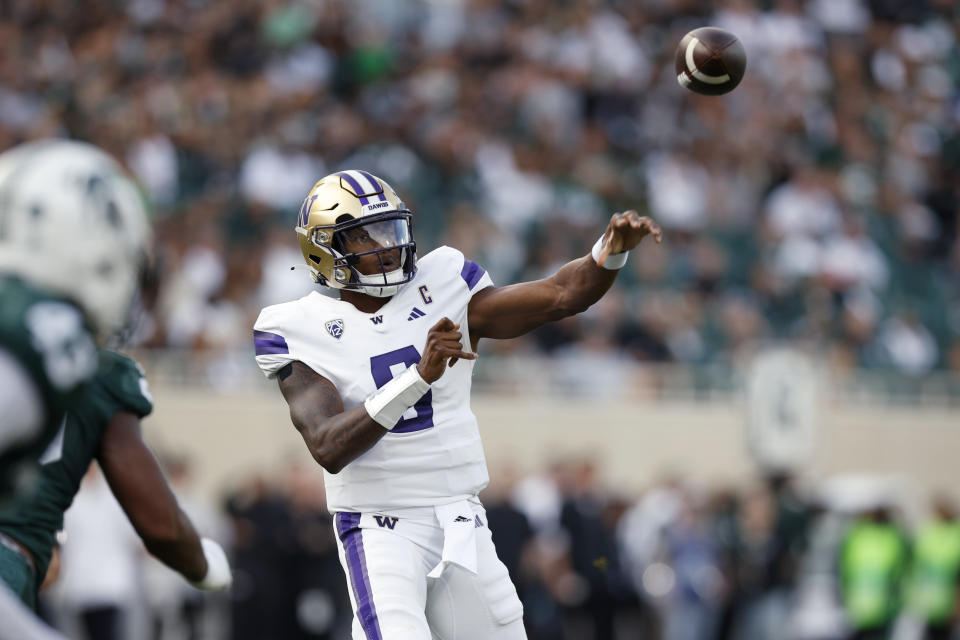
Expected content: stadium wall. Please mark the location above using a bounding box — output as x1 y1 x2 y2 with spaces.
143 386 960 503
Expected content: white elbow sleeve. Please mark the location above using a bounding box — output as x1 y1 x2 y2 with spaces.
363 365 431 430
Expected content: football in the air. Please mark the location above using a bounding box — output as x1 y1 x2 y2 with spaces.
675 27 746 96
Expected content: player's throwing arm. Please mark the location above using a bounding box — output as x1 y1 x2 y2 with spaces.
276 318 470 474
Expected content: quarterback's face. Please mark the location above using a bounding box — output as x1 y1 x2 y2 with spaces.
340 221 404 274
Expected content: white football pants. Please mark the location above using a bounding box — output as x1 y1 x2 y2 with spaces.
333 500 526 640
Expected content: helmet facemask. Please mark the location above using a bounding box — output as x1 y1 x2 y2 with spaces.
310 211 417 297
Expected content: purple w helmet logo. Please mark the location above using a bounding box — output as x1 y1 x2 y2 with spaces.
297 195 317 227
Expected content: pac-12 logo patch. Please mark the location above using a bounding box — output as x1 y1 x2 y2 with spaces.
325 319 344 339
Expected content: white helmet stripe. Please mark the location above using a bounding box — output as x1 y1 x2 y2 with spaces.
335 171 371 205
357 170 388 202
341 170 382 199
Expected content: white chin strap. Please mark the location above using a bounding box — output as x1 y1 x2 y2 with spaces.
357 267 406 297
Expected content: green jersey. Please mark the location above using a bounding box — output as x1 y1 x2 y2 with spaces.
0 276 98 498
0 348 152 580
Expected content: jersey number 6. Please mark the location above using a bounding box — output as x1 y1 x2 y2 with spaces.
369 346 434 433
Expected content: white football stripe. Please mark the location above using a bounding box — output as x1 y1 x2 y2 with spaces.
685 37 731 85
345 169 379 195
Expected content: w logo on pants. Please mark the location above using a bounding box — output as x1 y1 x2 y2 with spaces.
374 515 398 529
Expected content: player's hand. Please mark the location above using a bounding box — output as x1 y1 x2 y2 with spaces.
596 211 662 267
417 317 476 383
190 538 232 591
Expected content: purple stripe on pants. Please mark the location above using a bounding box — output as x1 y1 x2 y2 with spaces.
335 513 383 640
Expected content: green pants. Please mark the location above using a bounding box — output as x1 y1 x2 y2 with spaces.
0 542 36 610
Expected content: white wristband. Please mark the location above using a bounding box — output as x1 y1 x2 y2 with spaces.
191 538 232 590
364 365 431 430
591 235 629 270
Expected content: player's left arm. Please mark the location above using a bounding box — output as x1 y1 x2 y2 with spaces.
468 211 662 342
97 412 230 590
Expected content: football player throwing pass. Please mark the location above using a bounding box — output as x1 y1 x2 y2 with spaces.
254 170 661 639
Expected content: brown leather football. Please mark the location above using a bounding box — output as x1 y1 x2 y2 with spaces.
675 27 746 96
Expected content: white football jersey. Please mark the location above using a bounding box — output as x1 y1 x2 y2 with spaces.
254 246 494 513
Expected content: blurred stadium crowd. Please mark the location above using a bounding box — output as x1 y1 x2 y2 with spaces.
41 456 960 640
2 0 959 385
4 0 960 637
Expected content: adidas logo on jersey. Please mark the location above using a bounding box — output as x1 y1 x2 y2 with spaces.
407 307 426 321
454 515 471 523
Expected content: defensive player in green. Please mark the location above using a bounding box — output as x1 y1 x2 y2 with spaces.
0 140 140 502
0 348 234 608
0 140 230 639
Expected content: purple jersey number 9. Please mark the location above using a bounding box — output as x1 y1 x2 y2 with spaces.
369 346 434 433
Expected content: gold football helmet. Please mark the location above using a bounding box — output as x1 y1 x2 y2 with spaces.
296 170 416 297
